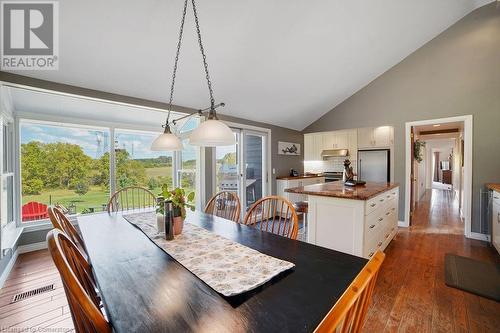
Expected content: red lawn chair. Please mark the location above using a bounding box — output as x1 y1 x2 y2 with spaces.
22 202 49 221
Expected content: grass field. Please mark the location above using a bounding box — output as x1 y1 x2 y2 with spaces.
22 167 175 219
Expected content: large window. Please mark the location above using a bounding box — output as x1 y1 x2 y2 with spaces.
114 130 173 195
20 121 110 222
19 117 202 223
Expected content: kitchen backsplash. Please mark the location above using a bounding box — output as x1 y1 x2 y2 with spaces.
304 157 357 173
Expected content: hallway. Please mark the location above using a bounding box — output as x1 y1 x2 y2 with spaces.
412 189 464 235
363 187 500 332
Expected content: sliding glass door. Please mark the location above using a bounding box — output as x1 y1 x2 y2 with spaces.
214 128 268 218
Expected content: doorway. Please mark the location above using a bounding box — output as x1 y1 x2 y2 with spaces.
405 115 473 238
213 128 269 219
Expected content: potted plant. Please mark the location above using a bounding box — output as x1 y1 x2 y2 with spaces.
156 185 195 235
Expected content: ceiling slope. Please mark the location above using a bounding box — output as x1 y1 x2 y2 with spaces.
4 0 492 130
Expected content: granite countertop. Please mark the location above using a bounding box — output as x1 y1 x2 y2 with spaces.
276 174 324 180
285 181 399 200
487 184 500 192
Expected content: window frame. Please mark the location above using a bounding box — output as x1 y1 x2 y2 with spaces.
16 116 204 226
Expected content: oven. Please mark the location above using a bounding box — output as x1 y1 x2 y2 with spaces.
323 171 343 183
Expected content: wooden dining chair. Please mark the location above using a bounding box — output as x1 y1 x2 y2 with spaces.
314 251 385 333
107 186 156 213
243 195 299 240
204 191 241 222
47 229 112 333
48 206 87 256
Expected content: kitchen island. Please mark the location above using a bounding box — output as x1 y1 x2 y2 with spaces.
286 182 399 259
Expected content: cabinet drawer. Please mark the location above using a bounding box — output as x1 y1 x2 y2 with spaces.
365 193 388 215
493 191 500 206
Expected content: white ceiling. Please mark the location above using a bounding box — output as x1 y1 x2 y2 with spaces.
5 0 491 130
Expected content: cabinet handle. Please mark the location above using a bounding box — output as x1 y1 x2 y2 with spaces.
387 195 391 199
497 213 500 223
391 207 396 211
380 199 385 202
370 203 376 207
369 252 374 258
369 224 375 229
385 234 389 239
385 212 390 216
378 217 383 222
494 196 499 199
378 241 382 247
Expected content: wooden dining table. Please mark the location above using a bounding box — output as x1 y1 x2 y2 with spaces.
78 209 367 332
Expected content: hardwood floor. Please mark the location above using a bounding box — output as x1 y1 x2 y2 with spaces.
1 188 498 332
364 189 500 332
0 249 74 332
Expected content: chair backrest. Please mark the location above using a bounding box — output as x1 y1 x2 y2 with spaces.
107 186 156 213
243 195 299 240
47 229 112 333
21 201 49 221
48 206 87 256
314 251 385 333
204 191 241 222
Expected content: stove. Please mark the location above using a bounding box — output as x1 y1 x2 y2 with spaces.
323 171 343 183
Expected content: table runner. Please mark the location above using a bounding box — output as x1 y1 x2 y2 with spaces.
123 211 295 297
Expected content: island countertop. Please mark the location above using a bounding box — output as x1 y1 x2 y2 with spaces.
276 174 324 180
486 183 500 192
285 181 399 200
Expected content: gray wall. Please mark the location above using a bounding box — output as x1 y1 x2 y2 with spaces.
304 3 500 234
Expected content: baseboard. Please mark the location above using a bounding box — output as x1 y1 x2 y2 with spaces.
467 232 489 242
398 220 407 227
17 241 47 254
0 249 19 289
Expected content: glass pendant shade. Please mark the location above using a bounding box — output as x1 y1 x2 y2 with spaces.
151 126 183 151
189 119 235 147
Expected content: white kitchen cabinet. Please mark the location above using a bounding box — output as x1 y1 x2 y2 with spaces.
492 191 500 254
307 186 399 258
304 133 324 161
357 126 393 148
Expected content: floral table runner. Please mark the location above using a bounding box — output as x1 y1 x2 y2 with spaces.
123 211 295 297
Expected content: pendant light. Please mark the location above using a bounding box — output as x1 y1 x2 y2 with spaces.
151 0 235 150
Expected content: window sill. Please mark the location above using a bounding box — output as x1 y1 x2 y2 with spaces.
1 222 23 255
20 214 79 233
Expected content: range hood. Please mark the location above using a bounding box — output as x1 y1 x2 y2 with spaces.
321 149 349 159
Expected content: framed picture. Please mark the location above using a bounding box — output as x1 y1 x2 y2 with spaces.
278 141 301 156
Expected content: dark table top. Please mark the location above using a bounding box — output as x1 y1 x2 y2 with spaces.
78 209 367 333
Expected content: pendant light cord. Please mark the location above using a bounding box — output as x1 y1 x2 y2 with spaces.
191 0 216 110
166 0 188 124
166 0 218 125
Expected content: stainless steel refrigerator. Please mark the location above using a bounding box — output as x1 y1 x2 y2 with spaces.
358 149 390 183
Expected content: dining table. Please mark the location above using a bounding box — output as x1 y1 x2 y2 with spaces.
78 209 368 332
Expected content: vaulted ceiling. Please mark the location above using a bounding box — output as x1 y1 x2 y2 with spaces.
5 0 491 130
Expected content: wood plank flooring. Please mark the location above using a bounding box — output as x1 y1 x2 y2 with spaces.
1 188 498 332
363 189 500 332
0 249 74 332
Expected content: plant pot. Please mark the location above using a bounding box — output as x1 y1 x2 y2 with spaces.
173 216 184 235
156 214 165 233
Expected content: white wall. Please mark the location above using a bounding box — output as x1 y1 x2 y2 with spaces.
423 138 456 188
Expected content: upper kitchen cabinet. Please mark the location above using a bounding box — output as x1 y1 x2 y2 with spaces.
304 129 357 161
304 133 324 161
357 126 393 148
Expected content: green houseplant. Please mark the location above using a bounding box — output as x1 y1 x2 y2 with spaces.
156 185 195 235
414 140 426 163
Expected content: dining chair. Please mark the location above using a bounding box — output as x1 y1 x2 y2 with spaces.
314 250 385 333
243 195 299 240
48 206 87 256
107 186 156 213
204 191 241 222
47 229 112 333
